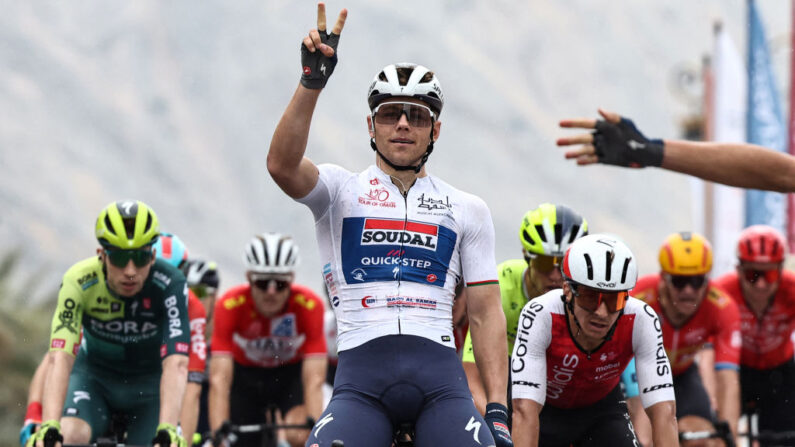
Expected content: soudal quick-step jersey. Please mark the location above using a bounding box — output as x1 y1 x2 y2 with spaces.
510 290 675 409
297 164 499 352
48 257 190 375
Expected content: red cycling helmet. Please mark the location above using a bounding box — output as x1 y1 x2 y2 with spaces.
737 225 787 264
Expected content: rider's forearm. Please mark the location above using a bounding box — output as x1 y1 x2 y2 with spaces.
662 140 795 192
179 382 202 445
462 361 487 415
646 401 678 447
302 357 327 420
159 354 188 426
28 352 50 405
267 86 322 179
468 290 509 406
208 356 233 431
716 369 740 438
42 351 75 422
511 399 540 447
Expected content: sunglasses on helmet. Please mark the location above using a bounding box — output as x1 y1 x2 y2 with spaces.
104 248 154 268
372 102 436 128
667 275 707 290
251 277 290 292
531 255 562 274
741 267 781 284
569 282 628 313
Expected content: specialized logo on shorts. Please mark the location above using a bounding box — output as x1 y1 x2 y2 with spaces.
313 413 334 438
73 391 90 403
464 417 481 444
341 217 457 287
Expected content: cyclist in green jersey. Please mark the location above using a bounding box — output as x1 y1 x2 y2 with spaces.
33 200 190 447
462 203 588 414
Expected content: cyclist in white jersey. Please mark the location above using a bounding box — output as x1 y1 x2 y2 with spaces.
266 4 512 447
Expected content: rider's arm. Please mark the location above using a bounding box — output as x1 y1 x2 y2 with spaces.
41 351 75 422
179 382 202 446
208 355 234 431
301 356 327 421
645 401 678 447
511 398 542 447
695 345 718 410
267 85 321 199
715 369 740 439
159 354 189 426
627 396 652 447
461 360 487 415
662 140 795 193
467 283 509 406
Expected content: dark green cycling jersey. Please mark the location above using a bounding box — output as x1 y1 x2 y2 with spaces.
48 256 190 375
462 259 530 363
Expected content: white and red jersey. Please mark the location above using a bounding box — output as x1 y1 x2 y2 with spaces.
187 290 207 382
210 283 326 368
715 270 795 369
632 274 741 375
297 164 499 352
511 290 674 410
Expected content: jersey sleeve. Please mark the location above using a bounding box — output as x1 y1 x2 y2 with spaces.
49 273 85 357
631 300 675 409
460 195 499 286
297 289 327 358
187 292 207 383
709 288 741 371
510 299 551 405
295 163 350 221
210 290 238 355
161 276 191 358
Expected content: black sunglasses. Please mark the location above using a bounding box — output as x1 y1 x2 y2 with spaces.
104 249 154 268
668 275 706 290
252 278 290 292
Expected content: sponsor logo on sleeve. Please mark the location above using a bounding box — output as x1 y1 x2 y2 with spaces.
165 295 183 338
160 344 167 357
51 339 66 349
512 380 541 389
55 298 80 334
511 301 544 373
176 342 189 353
643 304 670 376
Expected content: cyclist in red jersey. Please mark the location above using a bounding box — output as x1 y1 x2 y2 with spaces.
714 225 795 438
512 234 678 447
632 232 742 440
209 233 326 447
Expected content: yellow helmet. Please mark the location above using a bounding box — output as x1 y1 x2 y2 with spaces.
95 200 160 249
658 231 713 275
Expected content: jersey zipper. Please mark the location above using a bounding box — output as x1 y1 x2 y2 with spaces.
397 189 410 334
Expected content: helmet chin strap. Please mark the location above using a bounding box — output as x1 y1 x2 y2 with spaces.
370 127 435 174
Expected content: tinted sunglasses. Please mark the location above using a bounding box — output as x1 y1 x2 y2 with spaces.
104 249 154 268
373 102 436 128
252 278 290 292
668 275 706 290
742 268 780 284
569 282 628 313
532 255 562 274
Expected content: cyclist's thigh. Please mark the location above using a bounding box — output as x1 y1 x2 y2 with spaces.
414 396 494 447
673 365 714 421
62 361 110 440
538 404 587 447
273 362 305 416
305 393 393 447
230 364 271 447
109 372 160 445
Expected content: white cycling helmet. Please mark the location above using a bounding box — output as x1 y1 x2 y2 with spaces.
243 233 300 275
367 63 444 115
561 233 637 292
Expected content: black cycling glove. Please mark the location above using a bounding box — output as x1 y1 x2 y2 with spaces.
593 118 664 167
300 29 340 89
484 402 513 447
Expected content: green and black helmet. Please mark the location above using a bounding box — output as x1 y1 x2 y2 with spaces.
519 203 588 258
95 200 160 249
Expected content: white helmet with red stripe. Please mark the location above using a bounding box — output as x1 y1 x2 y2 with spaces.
562 233 637 292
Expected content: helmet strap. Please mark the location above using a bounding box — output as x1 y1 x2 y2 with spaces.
370 127 435 174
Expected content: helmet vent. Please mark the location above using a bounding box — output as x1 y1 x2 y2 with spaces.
123 218 136 239
144 213 153 234
568 225 581 244
621 258 631 284
554 223 563 246
104 215 115 237
535 225 547 243
584 253 594 280
604 251 614 281
760 237 767 254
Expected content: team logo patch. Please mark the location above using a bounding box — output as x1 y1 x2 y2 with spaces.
272 315 297 337
176 342 189 353
51 339 66 349
361 219 439 249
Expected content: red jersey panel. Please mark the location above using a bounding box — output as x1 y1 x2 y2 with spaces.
188 290 207 374
714 270 795 369
632 274 741 376
211 283 327 368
